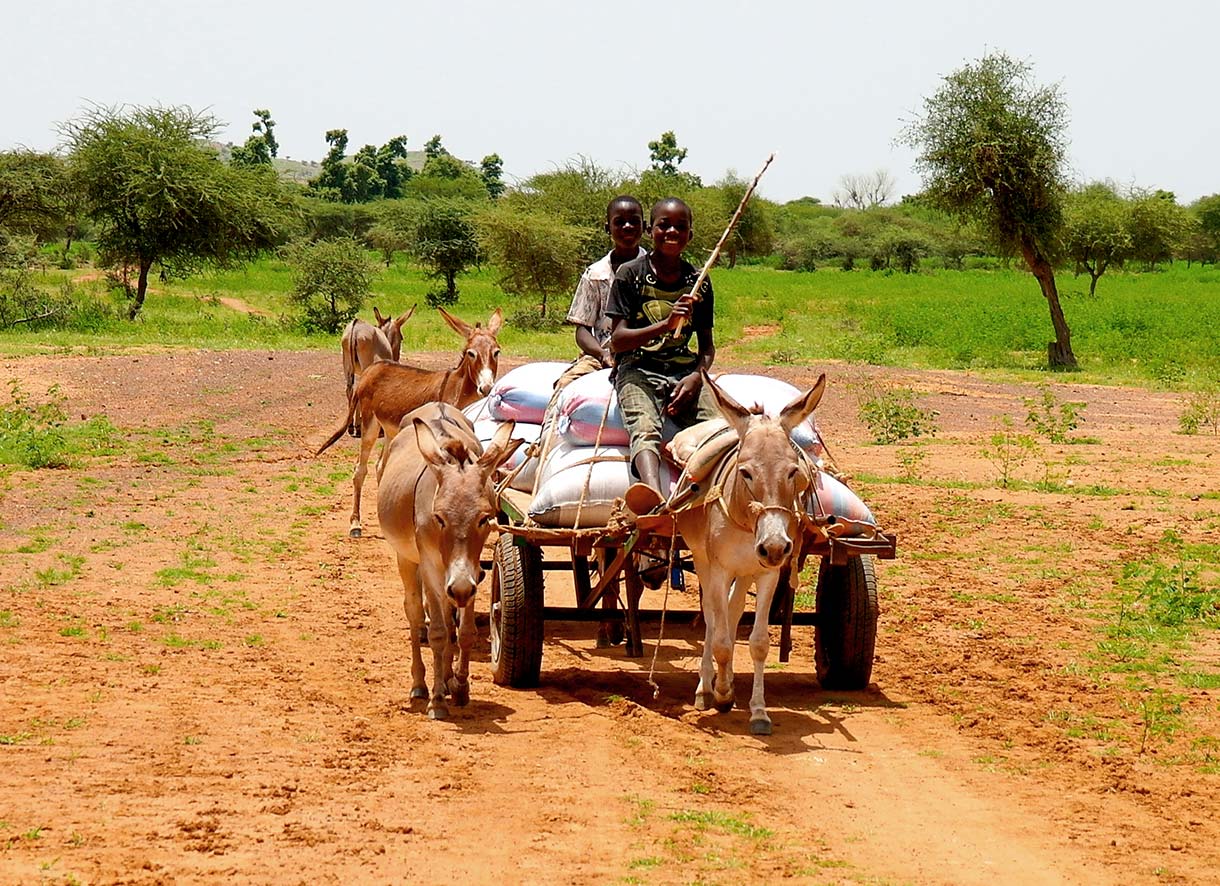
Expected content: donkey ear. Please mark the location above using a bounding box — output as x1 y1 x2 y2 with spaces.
479 420 525 472
395 303 417 329
373 306 386 326
438 307 473 338
703 371 751 439
413 417 450 467
486 307 504 337
779 374 827 433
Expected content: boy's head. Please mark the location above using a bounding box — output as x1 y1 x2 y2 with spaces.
605 195 643 252
648 197 693 258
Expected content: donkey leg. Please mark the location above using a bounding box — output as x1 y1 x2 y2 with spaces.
349 430 377 538
397 556 428 701
449 600 477 707
747 573 780 735
424 594 452 721
702 572 737 713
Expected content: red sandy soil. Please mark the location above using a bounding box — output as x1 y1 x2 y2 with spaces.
1 349 1217 884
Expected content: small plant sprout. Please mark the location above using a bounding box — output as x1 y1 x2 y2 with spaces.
1023 384 1085 443
857 383 939 444
981 415 1040 488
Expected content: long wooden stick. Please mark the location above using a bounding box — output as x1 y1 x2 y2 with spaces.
673 152 775 332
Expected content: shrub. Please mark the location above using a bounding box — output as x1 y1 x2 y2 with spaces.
283 237 377 333
981 415 1040 488
1023 384 1085 443
857 384 938 444
0 380 69 468
1179 384 1220 435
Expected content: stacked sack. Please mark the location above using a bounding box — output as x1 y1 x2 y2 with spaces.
528 369 830 528
463 362 569 493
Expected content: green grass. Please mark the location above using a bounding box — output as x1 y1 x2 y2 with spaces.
3 258 1218 385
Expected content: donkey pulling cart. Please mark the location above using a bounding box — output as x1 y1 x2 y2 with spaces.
485 478 897 693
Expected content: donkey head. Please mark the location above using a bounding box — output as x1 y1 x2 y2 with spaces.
704 371 827 568
373 303 416 362
439 307 503 397
413 416 523 607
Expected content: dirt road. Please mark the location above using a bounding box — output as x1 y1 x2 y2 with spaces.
1 350 1216 884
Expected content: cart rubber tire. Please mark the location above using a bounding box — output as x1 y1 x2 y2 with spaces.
490 533 544 688
814 554 878 690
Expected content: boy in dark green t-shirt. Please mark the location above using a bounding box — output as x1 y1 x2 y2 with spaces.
606 197 719 513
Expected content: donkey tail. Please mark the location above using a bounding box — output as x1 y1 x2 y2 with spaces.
315 397 357 456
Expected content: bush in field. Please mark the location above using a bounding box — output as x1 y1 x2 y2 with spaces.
284 237 377 333
981 415 1041 488
1023 384 1086 443
1178 384 1220 435
857 384 939 444
474 203 582 318
0 380 69 468
409 198 480 307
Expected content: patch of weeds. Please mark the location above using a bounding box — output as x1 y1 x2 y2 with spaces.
155 550 217 587
121 521 148 534
59 623 87 638
625 795 655 828
183 735 202 746
669 810 772 840
1176 671 1220 690
15 528 56 553
0 610 19 628
856 383 938 444
141 663 161 676
628 856 664 870
895 441 930 482
1178 383 1220 435
0 380 69 468
243 634 264 647
0 731 33 745
160 633 195 649
1023 385 1086 443
151 604 188 624
980 415 1040 488
1125 686 1185 755
36 554 85 587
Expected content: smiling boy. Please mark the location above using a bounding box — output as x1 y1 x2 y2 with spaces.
606 197 718 512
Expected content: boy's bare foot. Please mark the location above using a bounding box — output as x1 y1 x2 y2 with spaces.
625 482 664 516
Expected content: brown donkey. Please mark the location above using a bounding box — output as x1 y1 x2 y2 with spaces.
340 304 415 436
674 370 826 736
378 403 522 719
316 307 504 537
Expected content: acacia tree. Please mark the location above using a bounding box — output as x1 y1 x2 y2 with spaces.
230 109 278 167
409 198 480 306
474 204 581 318
62 105 292 319
1127 190 1191 269
902 52 1077 367
833 169 896 210
1062 183 1131 296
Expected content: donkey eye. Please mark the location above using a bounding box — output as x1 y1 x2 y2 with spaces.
739 468 753 483
787 467 798 481
466 349 477 360
492 349 501 359
434 514 446 529
478 514 493 528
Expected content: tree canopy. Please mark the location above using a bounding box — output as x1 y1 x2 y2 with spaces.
61 104 294 319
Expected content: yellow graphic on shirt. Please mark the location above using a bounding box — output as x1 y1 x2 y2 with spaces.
638 282 696 362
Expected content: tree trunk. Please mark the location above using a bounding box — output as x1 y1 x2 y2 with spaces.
128 259 152 320
445 270 456 302
1019 240 1077 369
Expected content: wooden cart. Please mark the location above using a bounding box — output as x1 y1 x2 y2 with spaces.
485 486 897 692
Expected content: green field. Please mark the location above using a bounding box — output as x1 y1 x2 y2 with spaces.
5 258 1220 386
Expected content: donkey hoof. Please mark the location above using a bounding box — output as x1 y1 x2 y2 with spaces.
349 527 362 539
750 717 773 736
713 697 735 714
694 692 712 711
410 686 428 701
427 704 449 721
451 684 470 707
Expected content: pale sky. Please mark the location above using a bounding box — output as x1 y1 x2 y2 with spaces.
5 0 1217 205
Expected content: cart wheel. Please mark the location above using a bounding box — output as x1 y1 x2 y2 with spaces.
490 533 544 687
814 554 878 690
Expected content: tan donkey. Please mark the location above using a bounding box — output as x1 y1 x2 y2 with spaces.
674 371 826 735
377 403 522 719
316 307 504 537
339 304 416 436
